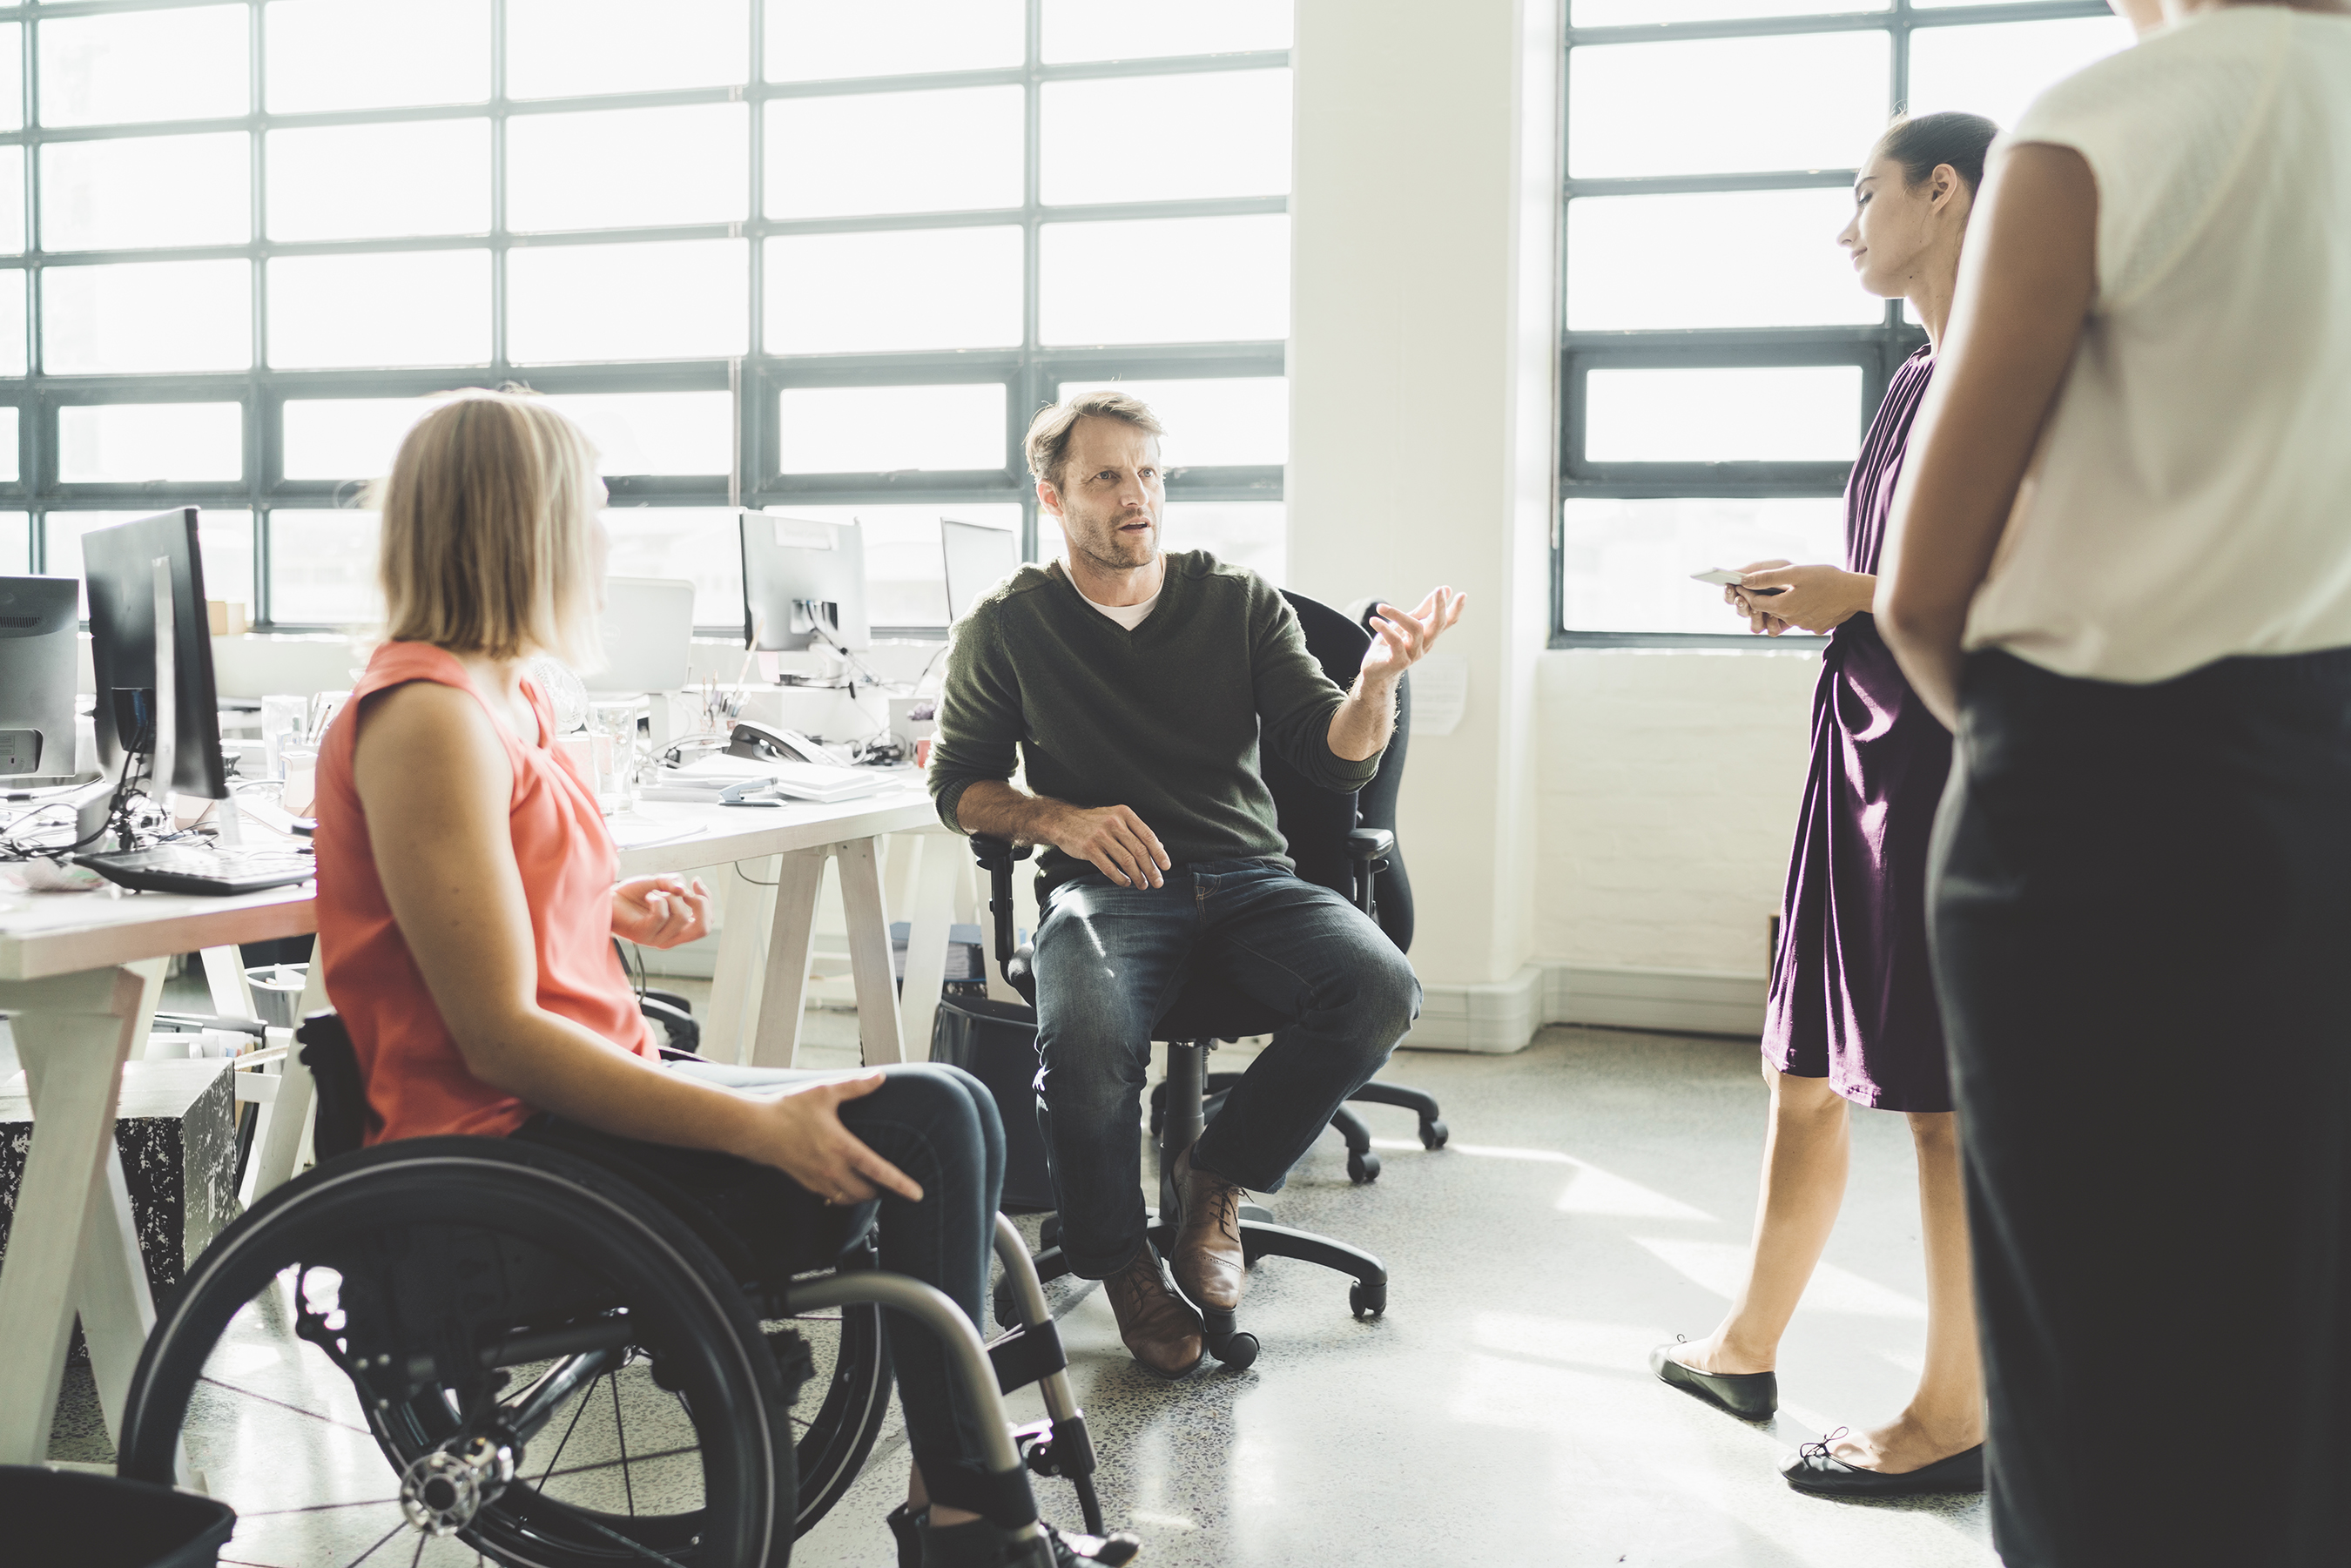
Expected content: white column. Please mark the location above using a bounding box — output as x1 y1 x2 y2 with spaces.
1288 0 1561 1013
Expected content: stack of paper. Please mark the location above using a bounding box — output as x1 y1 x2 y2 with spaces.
642 754 906 804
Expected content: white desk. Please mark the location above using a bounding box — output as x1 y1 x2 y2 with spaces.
0 782 954 1466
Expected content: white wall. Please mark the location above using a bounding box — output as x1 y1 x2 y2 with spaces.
1289 1 1825 1046
1287 0 1559 1041
1536 648 1816 1021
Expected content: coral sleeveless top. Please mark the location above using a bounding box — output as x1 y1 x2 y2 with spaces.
313 642 653 1144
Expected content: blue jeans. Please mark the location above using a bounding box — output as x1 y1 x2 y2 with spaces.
514 1061 1006 1503
1031 858 1421 1279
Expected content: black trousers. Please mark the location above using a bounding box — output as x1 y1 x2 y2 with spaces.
513 1061 1007 1502
1930 648 2351 1567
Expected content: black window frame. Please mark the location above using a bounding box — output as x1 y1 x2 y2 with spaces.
0 0 1291 638
1553 0 2116 650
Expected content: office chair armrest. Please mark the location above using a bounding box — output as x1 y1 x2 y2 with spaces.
969 833 1034 970
1345 828 1394 919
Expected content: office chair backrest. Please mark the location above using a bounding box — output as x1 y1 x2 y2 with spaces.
1351 605 1414 954
1268 592 1412 954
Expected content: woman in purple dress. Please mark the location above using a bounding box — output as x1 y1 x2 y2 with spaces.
1649 112 1999 1500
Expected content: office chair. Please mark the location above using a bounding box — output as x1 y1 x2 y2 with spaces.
972 590 1429 1367
1149 595 1448 1183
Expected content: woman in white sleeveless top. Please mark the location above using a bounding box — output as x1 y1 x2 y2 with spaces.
1880 3 2351 1565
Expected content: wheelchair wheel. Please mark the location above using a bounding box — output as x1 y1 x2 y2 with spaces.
118 1137 794 1568
764 1248 893 1535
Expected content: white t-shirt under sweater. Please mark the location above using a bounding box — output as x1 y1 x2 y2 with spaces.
1079 583 1160 630
1956 5 2351 684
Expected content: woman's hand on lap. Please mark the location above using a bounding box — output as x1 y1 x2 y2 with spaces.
612 874 712 948
736 1073 925 1204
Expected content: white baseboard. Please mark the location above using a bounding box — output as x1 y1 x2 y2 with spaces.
1545 964 1766 1038
1400 962 1768 1053
1397 964 1543 1055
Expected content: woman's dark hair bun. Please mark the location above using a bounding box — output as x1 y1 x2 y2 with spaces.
1872 111 2001 194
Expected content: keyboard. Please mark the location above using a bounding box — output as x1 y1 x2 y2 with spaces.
78 844 317 897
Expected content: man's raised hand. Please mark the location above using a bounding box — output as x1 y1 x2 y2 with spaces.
1362 588 1466 684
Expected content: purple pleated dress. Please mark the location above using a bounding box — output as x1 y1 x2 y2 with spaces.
1762 345 1954 1113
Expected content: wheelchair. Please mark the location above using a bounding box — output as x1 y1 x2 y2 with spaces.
112 1013 1115 1568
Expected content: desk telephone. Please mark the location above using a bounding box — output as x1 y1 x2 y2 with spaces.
726 720 848 770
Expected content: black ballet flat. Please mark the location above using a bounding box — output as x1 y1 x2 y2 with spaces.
1648 1336 1777 1420
1780 1429 1985 1498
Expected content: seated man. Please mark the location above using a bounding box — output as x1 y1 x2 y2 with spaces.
927 390 1463 1376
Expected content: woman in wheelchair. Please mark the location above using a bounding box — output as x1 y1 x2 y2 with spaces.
116 392 1131 1568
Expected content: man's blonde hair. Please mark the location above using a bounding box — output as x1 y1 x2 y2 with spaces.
1023 389 1164 492
366 389 603 666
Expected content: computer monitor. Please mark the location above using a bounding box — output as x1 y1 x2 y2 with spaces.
591 575 697 693
84 508 230 800
0 575 80 780
740 513 871 653
941 519 1020 624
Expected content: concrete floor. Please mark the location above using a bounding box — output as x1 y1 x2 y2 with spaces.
30 1006 1996 1567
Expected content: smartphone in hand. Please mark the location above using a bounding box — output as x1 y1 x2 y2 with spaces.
1692 568 1787 596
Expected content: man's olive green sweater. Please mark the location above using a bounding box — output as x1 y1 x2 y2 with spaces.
927 551 1379 894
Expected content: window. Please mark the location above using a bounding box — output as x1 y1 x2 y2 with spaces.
1556 1 2131 645
6 0 1292 631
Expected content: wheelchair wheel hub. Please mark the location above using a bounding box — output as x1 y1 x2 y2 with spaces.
399 1436 515 1536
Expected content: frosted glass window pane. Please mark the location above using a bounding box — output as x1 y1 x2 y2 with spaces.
1041 215 1288 345
603 508 743 627
1908 17 2137 131
1586 366 1862 463
0 411 17 484
509 104 749 232
268 121 491 241
766 87 1022 219
0 150 23 255
0 26 20 132
509 0 749 98
0 271 25 378
270 252 490 369
755 502 1021 626
1042 71 1290 205
44 511 255 618
39 7 249 127
1573 0 1883 23
40 132 250 252
1054 377 1287 467
0 514 25 572
1043 0 1290 62
266 0 488 112
777 384 1005 474
269 510 382 626
1567 189 1882 331
540 392 733 476
765 0 1021 82
282 397 452 481
44 259 252 375
1569 32 1890 179
58 403 242 483
1163 502 1284 585
765 227 1021 353
508 239 749 363
1561 497 1847 634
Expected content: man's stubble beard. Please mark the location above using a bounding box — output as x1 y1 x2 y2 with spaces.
1068 506 1160 575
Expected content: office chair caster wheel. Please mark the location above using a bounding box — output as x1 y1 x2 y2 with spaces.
1351 1282 1386 1319
1213 1331 1260 1370
1346 1149 1381 1184
1420 1119 1449 1150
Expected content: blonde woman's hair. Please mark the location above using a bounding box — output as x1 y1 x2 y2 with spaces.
366 389 603 666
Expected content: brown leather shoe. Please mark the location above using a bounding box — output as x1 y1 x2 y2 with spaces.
1101 1245 1203 1379
1169 1147 1248 1312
